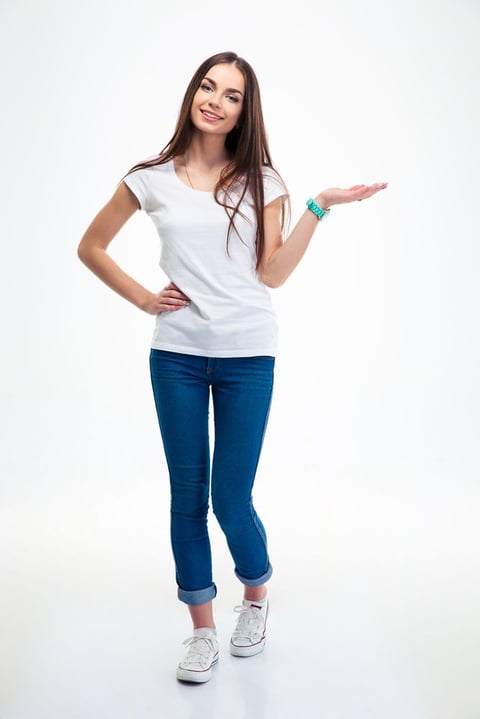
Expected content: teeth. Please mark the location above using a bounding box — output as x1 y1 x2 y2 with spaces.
203 111 221 119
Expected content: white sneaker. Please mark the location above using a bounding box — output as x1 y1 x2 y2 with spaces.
230 599 268 657
176 628 219 683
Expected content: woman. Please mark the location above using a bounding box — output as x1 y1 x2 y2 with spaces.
78 50 387 683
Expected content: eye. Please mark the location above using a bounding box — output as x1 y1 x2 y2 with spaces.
201 83 213 92
226 94 240 103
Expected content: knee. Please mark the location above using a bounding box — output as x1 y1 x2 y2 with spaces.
212 497 250 532
171 487 209 517
170 472 209 518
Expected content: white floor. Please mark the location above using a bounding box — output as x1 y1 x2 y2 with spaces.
2 487 480 719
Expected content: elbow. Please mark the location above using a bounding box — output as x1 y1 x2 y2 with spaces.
77 242 89 266
258 267 287 289
264 277 285 289
77 238 97 269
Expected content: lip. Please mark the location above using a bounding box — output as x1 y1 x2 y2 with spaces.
200 109 223 122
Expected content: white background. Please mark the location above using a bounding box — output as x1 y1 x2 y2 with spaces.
1 0 479 717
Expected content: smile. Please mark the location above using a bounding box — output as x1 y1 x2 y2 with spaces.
201 110 223 121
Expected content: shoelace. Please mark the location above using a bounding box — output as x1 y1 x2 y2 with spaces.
232 604 265 640
181 635 217 667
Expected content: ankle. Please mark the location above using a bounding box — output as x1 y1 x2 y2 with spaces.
244 588 267 603
244 596 267 607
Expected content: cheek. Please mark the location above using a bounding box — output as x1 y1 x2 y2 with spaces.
231 103 243 122
191 89 206 109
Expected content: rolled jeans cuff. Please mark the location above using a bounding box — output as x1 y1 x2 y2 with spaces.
235 562 273 587
177 583 217 606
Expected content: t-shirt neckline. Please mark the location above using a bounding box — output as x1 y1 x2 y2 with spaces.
170 158 215 195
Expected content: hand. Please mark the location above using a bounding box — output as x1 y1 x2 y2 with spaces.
143 282 191 315
316 182 388 209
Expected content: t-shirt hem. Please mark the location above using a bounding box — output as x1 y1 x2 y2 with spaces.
150 339 278 358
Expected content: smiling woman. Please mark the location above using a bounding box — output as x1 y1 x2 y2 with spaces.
180 64 245 190
77 50 387 685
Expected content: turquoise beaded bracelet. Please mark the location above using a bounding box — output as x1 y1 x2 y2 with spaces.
306 198 330 221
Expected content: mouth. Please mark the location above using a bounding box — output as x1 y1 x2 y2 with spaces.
200 109 223 122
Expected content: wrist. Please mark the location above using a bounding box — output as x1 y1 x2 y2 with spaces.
314 194 330 210
138 289 154 312
306 197 330 222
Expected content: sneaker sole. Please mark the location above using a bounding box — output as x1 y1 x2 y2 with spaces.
230 637 266 657
176 656 218 683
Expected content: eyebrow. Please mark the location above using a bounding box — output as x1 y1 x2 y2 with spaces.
203 76 244 96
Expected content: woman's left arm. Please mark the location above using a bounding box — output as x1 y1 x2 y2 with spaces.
258 182 387 288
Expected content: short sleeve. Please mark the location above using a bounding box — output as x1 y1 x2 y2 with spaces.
263 169 288 207
122 169 153 212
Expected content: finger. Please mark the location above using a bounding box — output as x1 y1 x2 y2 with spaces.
154 288 190 304
365 182 388 192
160 288 190 300
159 297 190 307
163 283 190 300
153 301 188 313
356 186 387 202
353 182 387 193
161 291 184 300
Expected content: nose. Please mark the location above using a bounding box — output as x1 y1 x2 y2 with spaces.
208 92 222 109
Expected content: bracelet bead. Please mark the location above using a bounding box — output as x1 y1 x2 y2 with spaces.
306 198 330 221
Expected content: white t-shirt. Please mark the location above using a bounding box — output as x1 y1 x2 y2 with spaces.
123 159 286 358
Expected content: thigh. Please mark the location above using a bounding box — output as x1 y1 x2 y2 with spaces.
149 350 210 486
211 357 275 496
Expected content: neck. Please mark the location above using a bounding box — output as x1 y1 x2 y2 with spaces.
184 133 230 169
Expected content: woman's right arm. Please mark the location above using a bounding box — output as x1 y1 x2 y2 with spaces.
77 182 189 314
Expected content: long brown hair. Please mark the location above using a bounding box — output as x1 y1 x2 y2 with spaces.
126 51 289 269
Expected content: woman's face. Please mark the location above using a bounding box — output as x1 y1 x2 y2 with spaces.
190 63 245 136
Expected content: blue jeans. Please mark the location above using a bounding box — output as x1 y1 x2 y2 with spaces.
149 349 274 605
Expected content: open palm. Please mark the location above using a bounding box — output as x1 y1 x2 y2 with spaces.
319 182 388 208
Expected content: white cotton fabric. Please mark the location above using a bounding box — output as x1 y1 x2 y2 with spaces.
123 159 286 358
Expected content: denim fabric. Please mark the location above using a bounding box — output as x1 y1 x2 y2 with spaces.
149 349 274 605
